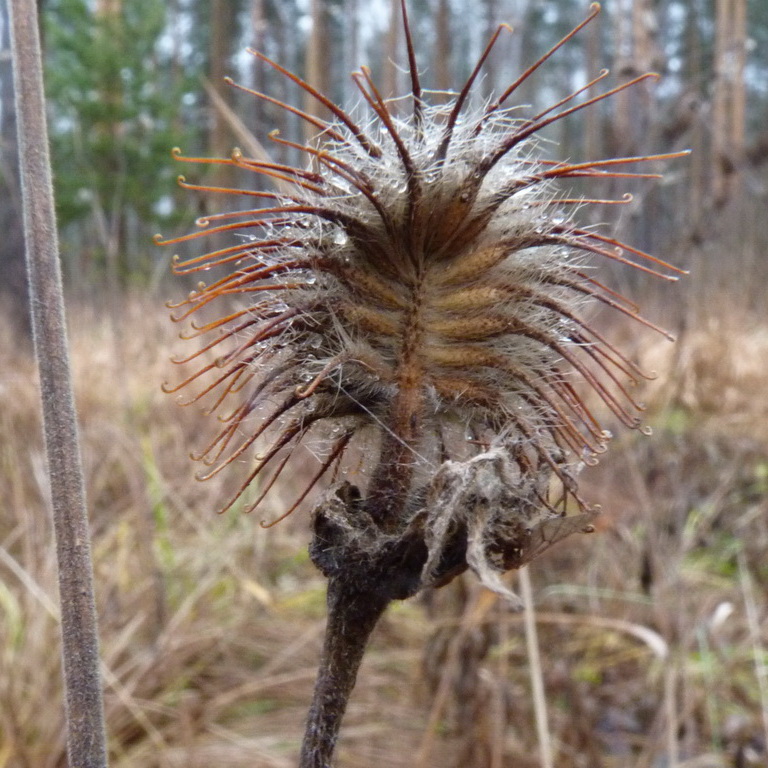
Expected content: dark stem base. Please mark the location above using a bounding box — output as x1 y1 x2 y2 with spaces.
299 579 389 768
299 481 469 766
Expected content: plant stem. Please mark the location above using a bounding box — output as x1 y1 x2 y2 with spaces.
9 4 109 767
300 578 389 768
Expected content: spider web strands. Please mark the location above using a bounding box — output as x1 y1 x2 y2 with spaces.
244 49 382 158
296 354 350 398
504 318 646 427
172 147 326 190
537 151 691 181
266 130 398 239
434 23 513 164
177 171 325 198
224 77 348 146
215 416 309 513
177 296 286 338
399 0 424 130
525 192 634 207
515 157 665 181
544 232 679 281
480 72 661 177
167 279 298 323
507 410 590 511
196 390 303 477
497 289 646 387
479 2 602 129
549 270 674 340
156 205 374 243
352 68 421 207
533 68 611 124
561 226 688 275
161 315 293 397
260 430 355 526
213 310 299 369
516 378 606 457
510 284 649 381
169 312 262 363
172 242 301 275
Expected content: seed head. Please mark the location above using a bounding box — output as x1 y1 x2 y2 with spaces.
159 2 685 530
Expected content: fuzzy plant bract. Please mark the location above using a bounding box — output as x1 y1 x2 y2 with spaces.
158 1 684 544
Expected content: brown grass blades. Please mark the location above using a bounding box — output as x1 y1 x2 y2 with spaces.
157 2 688 766
4 299 768 768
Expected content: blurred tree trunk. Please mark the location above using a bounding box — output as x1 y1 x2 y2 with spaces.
271 1 291 164
685 0 705 234
0 0 30 337
609 0 662 256
433 0 452 96
712 0 747 206
304 0 330 143
382 0 400 100
209 0 238 196
94 0 125 287
481 0 499 99
582 1 602 162
251 0 266 133
344 0 360 105
611 0 658 158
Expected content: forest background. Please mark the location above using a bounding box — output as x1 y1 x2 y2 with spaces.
1 0 767 767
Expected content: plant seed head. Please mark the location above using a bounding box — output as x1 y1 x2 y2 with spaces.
160 2 685 526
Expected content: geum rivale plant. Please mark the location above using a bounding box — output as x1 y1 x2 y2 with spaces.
157 3 686 765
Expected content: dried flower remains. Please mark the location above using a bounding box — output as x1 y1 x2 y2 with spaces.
158 2 685 575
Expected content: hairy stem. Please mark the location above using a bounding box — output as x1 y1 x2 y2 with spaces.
9 4 108 767
300 578 389 767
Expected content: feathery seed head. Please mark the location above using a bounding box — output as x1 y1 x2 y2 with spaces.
160 2 685 535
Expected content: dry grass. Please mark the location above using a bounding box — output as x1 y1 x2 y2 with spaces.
1 293 767 768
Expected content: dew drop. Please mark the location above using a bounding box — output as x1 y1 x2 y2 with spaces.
332 231 349 246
